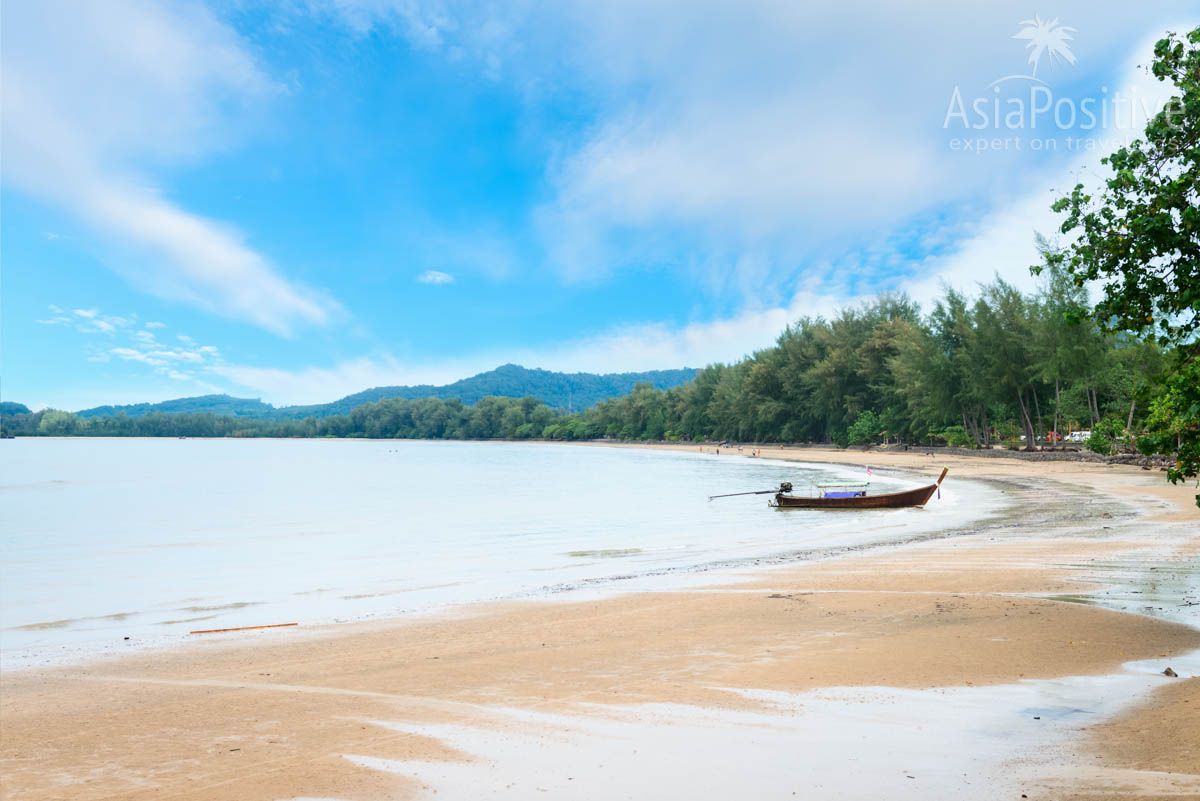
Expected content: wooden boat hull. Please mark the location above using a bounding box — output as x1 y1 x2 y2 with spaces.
770 468 948 510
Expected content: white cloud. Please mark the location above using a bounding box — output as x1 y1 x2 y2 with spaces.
314 1 1194 303
37 306 134 335
521 297 829 373
902 28 1186 307
35 315 72 326
40 304 225 387
1 0 338 335
542 3 1196 289
213 288 844 405
212 356 437 406
105 329 223 383
416 269 455 285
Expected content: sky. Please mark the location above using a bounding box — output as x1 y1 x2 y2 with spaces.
2 1 1195 410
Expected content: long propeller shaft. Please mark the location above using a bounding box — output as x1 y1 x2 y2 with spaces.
708 489 776 500
708 481 792 501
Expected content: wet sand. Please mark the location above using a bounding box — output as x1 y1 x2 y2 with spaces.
2 445 1198 800
1041 677 1200 801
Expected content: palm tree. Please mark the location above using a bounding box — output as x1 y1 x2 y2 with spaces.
1013 16 1076 79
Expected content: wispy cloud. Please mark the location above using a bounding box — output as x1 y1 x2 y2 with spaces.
212 356 431 406
41 304 223 387
2 0 338 335
37 306 134 335
416 269 455 285
102 327 222 384
213 287 846 405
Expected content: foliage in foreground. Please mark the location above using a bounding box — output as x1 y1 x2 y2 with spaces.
1049 26 1200 504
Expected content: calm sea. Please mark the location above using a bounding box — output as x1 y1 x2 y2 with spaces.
0 439 995 667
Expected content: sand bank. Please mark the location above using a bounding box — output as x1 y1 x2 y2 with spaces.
1 446 1197 800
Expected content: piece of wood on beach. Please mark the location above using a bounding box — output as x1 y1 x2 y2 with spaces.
189 622 299 635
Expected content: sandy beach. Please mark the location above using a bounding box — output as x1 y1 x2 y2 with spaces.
2 444 1198 800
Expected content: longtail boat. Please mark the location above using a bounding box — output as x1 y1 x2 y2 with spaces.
708 467 949 510
770 467 948 509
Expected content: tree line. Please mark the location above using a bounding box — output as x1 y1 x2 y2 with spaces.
0 261 1181 457
549 261 1178 455
1 396 568 441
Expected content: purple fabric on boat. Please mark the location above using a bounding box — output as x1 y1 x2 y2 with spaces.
823 491 865 499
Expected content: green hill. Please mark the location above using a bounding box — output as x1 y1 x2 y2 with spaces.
74 364 698 419
76 395 275 419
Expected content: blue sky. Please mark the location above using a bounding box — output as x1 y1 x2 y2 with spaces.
2 1 1194 410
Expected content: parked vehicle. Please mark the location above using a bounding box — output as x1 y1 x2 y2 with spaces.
1066 430 1091 443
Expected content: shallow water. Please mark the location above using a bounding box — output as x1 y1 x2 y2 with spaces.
0 438 997 667
1047 558 1200 627
356 650 1200 801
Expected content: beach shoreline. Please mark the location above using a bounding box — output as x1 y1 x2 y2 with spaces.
2 443 1197 800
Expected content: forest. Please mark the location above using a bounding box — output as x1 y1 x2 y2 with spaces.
2 395 562 442
539 257 1188 457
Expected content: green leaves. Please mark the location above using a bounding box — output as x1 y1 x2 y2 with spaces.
1143 356 1200 506
1048 25 1200 505
847 411 884 446
1054 27 1200 347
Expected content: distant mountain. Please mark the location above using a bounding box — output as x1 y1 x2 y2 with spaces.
74 364 699 419
275 364 698 417
0 401 32 416
76 395 275 419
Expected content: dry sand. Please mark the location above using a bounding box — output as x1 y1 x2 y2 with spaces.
1 444 1197 800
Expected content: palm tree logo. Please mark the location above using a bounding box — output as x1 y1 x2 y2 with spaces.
1013 16 1076 79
